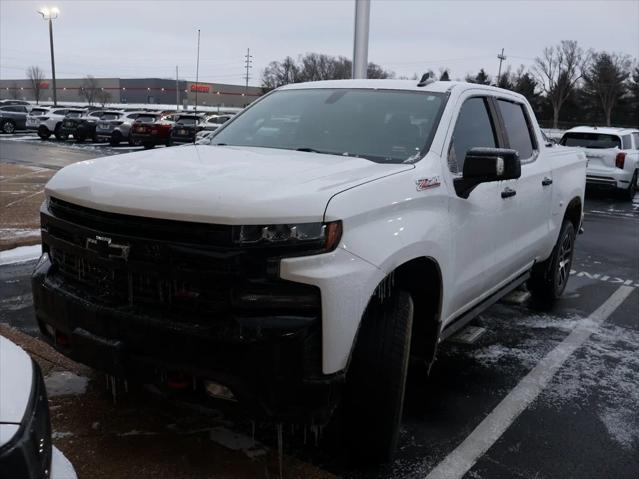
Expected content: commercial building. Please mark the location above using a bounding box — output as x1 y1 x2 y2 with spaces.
0 77 262 107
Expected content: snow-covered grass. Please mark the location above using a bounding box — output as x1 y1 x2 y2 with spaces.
0 244 41 265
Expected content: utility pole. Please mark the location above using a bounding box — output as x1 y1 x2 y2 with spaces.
497 48 507 85
194 29 201 112
243 48 253 95
352 0 370 79
175 66 179 111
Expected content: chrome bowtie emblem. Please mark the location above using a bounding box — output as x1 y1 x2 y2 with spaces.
86 235 130 260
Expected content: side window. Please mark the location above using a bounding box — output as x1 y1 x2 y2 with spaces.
621 135 632 150
53 110 66 115
497 100 535 160
448 97 496 174
632 132 639 149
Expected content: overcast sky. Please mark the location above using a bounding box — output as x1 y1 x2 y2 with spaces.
1 0 638 86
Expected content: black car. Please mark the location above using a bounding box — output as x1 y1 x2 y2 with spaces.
60 110 109 142
168 114 204 145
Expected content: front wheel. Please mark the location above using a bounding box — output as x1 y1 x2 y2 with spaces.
341 289 413 463
1 120 16 134
54 124 67 141
528 220 576 302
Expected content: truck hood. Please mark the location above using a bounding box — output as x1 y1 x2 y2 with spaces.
45 145 413 224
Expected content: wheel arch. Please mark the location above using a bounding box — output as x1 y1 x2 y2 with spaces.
564 196 582 232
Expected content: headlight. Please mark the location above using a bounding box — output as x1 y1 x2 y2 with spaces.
235 221 342 252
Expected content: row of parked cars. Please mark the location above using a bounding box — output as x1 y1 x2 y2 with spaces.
0 100 234 149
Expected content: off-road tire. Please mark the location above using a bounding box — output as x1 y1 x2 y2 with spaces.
341 289 413 464
620 170 637 201
1 120 16 134
528 220 575 302
37 125 51 140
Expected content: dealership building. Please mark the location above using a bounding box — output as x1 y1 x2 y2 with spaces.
0 77 262 108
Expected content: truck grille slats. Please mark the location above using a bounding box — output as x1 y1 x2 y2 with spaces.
41 198 320 323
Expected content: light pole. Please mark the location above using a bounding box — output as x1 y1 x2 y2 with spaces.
352 0 370 79
38 7 59 106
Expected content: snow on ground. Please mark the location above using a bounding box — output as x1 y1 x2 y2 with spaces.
45 371 90 397
0 244 41 265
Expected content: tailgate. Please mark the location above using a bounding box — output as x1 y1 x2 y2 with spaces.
583 148 618 169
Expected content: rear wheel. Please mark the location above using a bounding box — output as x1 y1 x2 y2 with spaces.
37 125 51 140
341 289 413 464
1 120 16 134
54 124 67 141
620 170 637 201
528 220 575 302
143 143 154 150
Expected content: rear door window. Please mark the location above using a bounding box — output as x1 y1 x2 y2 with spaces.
497 100 535 160
560 133 621 149
448 97 497 174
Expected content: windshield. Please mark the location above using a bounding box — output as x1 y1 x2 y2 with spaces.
30 109 48 116
101 113 121 120
210 88 446 163
136 115 157 123
66 111 84 118
560 132 621 149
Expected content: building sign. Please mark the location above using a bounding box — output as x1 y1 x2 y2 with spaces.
39 82 49 88
190 83 210 93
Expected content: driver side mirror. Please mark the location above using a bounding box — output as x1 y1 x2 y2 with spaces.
454 147 521 198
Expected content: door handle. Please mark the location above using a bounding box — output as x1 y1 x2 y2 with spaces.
501 187 516 199
542 177 553 186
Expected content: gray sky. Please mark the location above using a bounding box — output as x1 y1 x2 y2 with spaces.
1 0 638 86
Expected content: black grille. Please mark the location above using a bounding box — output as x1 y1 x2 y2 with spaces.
42 198 320 323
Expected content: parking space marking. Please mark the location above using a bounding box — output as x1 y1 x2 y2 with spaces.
570 269 639 288
425 285 635 479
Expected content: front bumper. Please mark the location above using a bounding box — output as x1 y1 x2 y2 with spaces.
32 199 340 420
0 361 52 479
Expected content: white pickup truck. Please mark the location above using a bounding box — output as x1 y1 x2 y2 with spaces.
32 80 586 462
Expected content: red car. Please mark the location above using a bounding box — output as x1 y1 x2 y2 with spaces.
129 113 174 149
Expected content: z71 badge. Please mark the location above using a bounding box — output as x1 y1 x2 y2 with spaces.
415 176 441 191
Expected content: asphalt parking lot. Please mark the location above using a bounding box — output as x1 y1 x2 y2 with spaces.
1 135 638 478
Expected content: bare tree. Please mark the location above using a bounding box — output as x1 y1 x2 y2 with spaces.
534 40 590 128
96 89 112 107
261 53 394 89
79 75 100 105
26 66 46 104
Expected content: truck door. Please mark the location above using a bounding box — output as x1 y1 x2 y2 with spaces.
444 96 506 320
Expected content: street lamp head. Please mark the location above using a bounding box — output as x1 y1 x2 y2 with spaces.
38 6 59 20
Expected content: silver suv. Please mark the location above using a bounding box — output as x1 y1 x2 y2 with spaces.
0 105 29 133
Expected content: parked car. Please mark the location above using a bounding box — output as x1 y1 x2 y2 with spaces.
93 111 137 145
201 114 234 132
168 114 205 145
0 336 77 479
129 113 173 149
25 107 51 131
60 110 109 142
0 99 31 107
33 79 586 463
0 105 29 133
37 109 86 140
560 126 639 200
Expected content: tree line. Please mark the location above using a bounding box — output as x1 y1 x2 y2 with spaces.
262 41 638 128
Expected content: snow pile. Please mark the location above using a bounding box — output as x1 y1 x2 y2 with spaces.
0 244 42 266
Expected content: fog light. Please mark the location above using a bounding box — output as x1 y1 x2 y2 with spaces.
204 381 236 401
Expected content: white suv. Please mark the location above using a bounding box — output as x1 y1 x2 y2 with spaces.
33 80 586 462
560 126 639 200
36 108 86 140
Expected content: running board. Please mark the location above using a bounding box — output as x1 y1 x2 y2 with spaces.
440 270 531 341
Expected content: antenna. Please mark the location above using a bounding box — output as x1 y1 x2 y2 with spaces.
244 48 253 96
497 48 507 85
194 29 201 112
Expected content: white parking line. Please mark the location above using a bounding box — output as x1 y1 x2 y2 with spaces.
425 285 635 479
